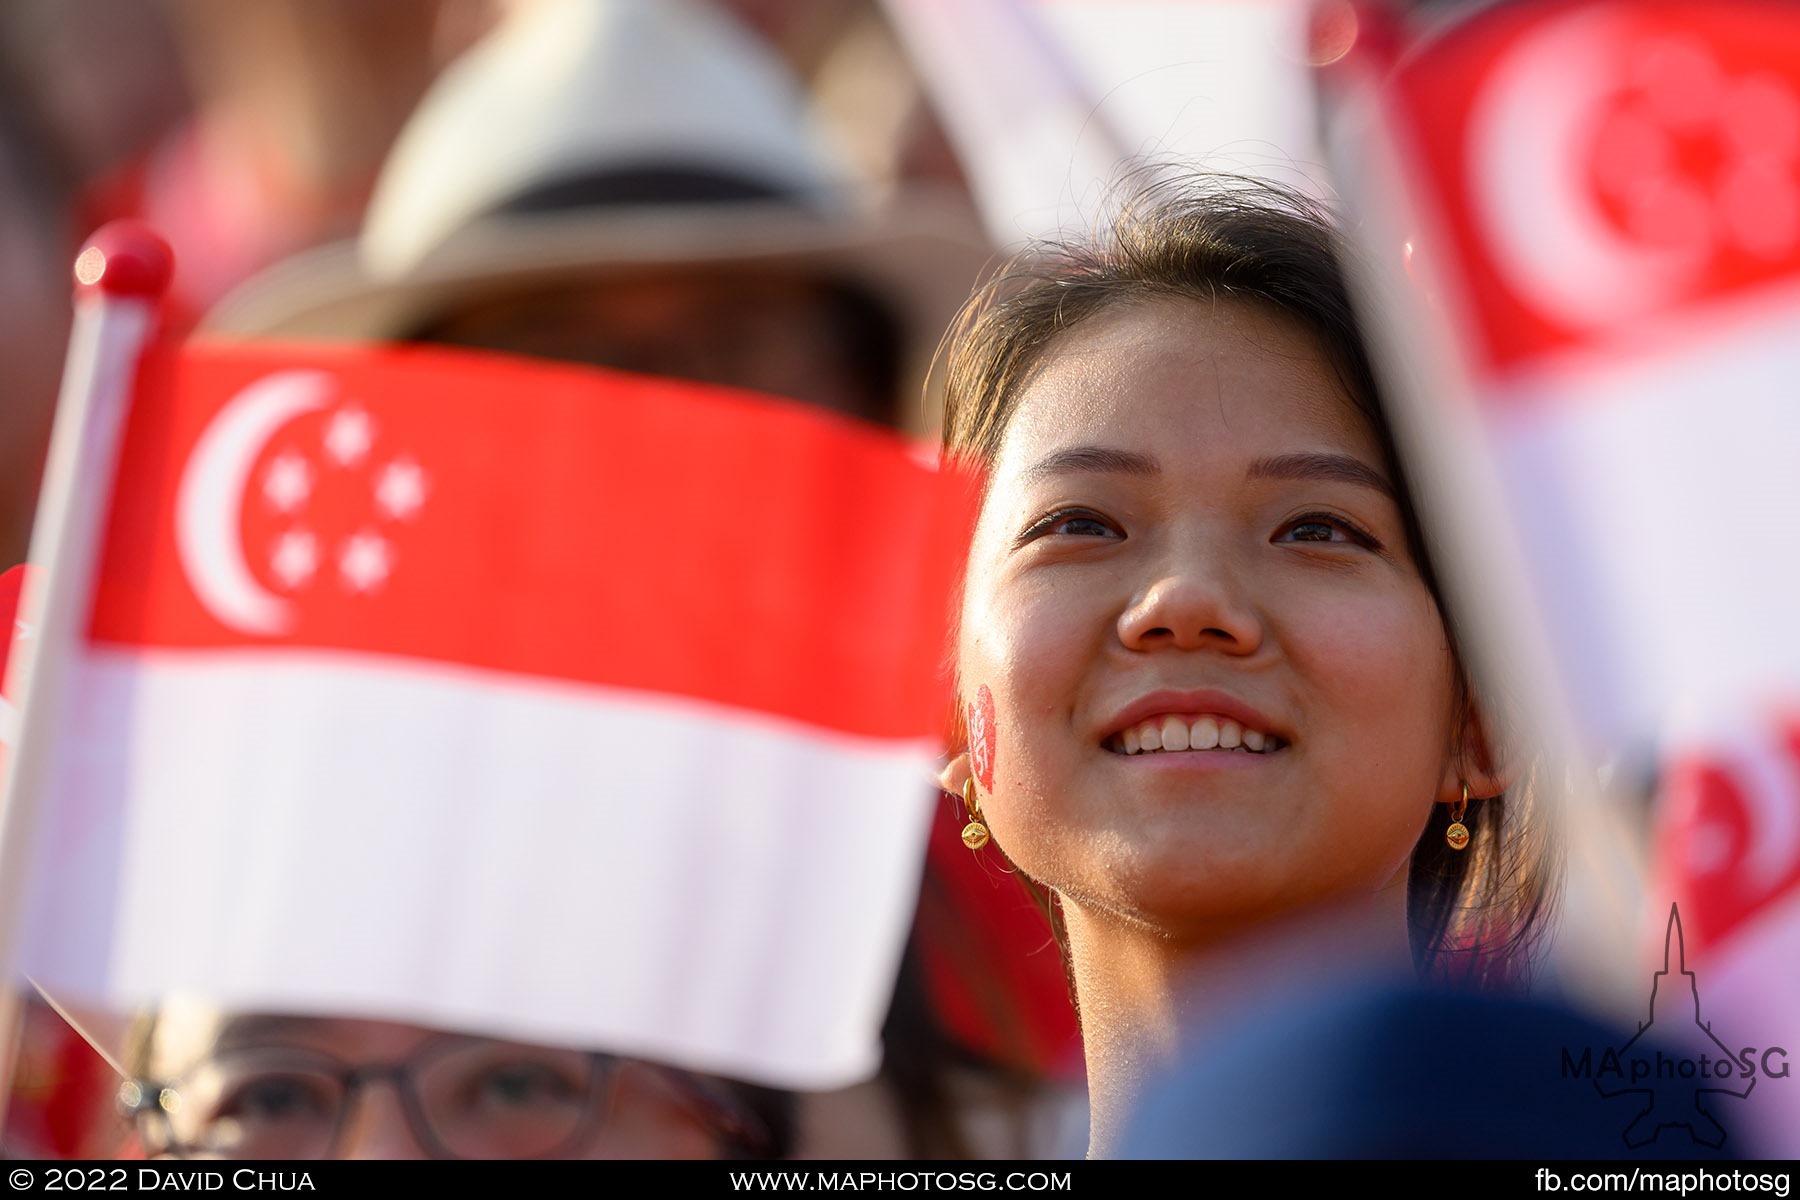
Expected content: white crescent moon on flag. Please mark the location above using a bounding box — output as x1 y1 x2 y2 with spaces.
1468 7 1703 330
176 370 334 636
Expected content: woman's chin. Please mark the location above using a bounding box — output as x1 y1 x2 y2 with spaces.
1059 845 1400 945
1064 856 1292 932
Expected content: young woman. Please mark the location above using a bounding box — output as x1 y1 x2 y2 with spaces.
933 173 1559 1157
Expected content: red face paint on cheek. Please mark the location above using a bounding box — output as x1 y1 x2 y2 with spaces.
967 684 997 791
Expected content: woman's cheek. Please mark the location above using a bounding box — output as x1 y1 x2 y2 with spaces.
1288 590 1447 699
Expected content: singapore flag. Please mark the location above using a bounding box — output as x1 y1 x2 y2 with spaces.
7 336 977 1090
1319 0 1800 1155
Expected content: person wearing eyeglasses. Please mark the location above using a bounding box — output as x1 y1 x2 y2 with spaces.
117 998 790 1160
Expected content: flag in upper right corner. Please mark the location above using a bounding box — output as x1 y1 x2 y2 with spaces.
1317 0 1800 763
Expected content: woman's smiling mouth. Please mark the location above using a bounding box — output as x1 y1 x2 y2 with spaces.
1100 690 1290 757
1106 713 1287 755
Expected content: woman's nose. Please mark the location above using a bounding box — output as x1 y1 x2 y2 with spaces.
1117 551 1265 654
337 1078 429 1160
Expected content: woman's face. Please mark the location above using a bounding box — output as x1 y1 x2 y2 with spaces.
139 1004 748 1159
955 296 1463 939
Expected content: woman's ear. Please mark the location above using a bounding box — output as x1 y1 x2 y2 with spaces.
1439 692 1517 803
937 751 972 797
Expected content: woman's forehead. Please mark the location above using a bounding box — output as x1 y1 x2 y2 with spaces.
993 296 1378 477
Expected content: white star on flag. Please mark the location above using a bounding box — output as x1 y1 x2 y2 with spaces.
261 452 313 514
337 531 392 594
374 457 428 522
269 529 320 591
324 407 375 468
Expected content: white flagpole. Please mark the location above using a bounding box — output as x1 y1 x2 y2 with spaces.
0 221 172 1136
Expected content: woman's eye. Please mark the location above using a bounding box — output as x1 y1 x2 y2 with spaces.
218 1074 336 1126
1278 514 1380 548
1018 508 1121 545
1287 520 1340 542
1056 515 1116 537
466 1061 585 1112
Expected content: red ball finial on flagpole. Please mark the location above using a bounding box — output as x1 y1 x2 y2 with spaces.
72 220 173 300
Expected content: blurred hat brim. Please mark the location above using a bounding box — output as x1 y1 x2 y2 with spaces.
201 188 997 438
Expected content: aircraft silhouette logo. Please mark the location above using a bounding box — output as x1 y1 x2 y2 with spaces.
1592 905 1754 1149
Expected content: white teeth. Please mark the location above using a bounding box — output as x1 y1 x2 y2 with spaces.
1112 714 1282 755
1160 716 1189 752
1189 716 1220 750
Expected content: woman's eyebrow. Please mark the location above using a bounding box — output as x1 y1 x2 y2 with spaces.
1248 451 1395 499
1020 445 1160 485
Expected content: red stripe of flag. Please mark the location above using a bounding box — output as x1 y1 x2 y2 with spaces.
88 340 978 740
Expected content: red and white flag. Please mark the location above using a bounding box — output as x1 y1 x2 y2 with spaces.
1317 0 1800 1155
6 327 978 1090
1321 0 1800 762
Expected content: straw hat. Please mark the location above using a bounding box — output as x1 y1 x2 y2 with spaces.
201 0 995 436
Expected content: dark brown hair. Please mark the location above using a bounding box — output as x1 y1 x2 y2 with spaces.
936 168 1559 994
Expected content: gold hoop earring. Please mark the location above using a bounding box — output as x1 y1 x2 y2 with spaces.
1446 782 1471 851
961 778 990 850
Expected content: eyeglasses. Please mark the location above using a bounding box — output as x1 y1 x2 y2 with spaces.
121 1036 772 1160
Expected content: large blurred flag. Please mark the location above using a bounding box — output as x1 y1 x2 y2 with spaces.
0 232 978 1090
1317 0 1800 1156
878 0 1332 247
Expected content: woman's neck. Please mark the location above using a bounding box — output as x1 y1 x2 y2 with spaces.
1065 882 1415 1158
